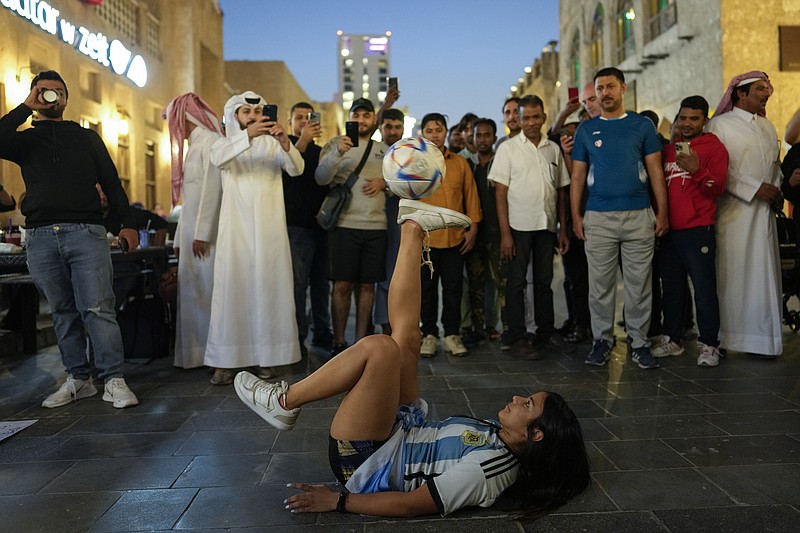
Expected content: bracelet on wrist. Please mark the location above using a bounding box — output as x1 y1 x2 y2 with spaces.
336 491 348 513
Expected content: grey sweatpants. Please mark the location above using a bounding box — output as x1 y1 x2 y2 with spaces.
584 208 656 349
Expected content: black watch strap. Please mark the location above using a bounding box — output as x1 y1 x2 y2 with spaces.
336 491 348 513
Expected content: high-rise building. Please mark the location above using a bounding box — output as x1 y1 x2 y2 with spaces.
337 31 391 112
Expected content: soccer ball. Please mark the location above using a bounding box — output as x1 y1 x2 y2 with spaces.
383 137 445 199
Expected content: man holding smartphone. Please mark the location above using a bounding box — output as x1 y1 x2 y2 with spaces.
206 91 304 384
315 98 387 357
283 102 333 356
653 96 728 367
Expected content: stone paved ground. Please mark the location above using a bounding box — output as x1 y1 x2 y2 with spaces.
1 287 799 532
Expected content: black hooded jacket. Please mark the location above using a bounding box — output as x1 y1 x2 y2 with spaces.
0 103 135 229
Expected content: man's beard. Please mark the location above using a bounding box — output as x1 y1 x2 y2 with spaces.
38 108 63 119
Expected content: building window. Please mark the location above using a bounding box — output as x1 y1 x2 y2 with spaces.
569 30 580 85
96 0 139 44
80 69 101 103
591 3 605 71
615 0 636 64
647 0 676 42
117 134 131 195
145 13 161 59
145 140 156 209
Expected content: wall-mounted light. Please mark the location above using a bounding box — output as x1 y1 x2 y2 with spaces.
15 65 32 82
116 107 130 136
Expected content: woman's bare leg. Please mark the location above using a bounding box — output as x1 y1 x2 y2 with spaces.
282 221 425 441
390 222 425 405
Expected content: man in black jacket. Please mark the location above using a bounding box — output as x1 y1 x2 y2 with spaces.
0 70 139 409
282 102 332 356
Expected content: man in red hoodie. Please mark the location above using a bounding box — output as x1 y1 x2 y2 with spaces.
652 96 729 366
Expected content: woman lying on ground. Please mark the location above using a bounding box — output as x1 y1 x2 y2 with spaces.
234 199 590 517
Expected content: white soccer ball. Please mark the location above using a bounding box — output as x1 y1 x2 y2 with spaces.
382 137 445 199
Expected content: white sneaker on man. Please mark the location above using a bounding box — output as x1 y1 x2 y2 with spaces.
420 334 439 357
697 343 721 367
397 199 471 232
651 335 685 358
444 335 468 356
234 371 299 430
42 375 98 408
102 377 139 408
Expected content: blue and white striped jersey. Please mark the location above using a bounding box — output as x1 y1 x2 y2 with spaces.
347 413 520 515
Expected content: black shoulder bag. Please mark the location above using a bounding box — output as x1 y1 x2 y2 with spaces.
316 140 373 231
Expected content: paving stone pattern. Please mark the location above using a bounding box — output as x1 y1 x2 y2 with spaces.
1 313 798 531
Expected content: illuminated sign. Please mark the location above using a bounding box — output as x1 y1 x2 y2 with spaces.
1 0 148 87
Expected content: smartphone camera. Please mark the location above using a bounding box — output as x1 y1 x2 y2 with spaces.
568 86 579 100
262 104 278 122
345 121 359 147
307 112 321 123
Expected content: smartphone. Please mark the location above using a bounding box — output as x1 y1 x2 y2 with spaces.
307 111 321 123
675 141 690 155
345 121 359 147
262 104 278 122
568 86 579 100
559 127 573 138
388 77 398 91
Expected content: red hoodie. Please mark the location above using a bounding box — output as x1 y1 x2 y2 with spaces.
662 132 729 230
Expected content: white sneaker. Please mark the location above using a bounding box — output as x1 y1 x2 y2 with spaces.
102 377 139 408
420 334 439 357
444 335 468 356
697 343 721 367
651 335 685 358
234 371 299 430
42 375 98 408
397 199 471 232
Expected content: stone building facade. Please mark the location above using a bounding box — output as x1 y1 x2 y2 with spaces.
0 0 224 213
559 0 800 140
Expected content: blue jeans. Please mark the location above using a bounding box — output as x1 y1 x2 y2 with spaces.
287 225 331 341
657 226 720 347
26 223 124 381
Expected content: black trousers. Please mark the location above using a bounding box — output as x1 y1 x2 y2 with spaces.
420 246 464 337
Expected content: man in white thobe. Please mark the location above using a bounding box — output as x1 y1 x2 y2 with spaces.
206 91 304 385
708 71 783 357
163 93 224 369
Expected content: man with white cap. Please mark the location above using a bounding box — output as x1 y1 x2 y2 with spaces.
707 71 783 358
205 91 305 385
162 93 223 370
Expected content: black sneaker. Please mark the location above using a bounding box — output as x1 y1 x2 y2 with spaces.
330 342 349 358
585 340 611 366
460 328 486 347
565 325 591 344
631 346 660 369
556 319 574 337
312 329 333 349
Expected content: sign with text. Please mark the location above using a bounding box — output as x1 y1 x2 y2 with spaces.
1 0 148 87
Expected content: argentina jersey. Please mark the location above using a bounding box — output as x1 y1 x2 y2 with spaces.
402 417 519 515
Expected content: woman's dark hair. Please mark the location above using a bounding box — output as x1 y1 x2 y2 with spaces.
420 113 448 130
506 391 590 518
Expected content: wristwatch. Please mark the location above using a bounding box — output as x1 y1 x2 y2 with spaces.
336 491 348 513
